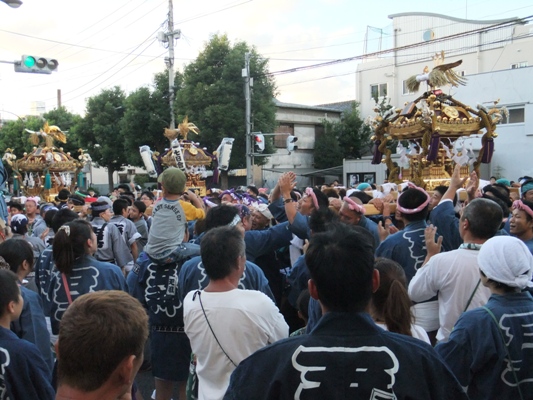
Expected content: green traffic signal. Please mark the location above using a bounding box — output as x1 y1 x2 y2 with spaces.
15 55 58 74
23 55 35 68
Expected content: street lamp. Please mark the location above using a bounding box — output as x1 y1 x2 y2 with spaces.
0 0 23 8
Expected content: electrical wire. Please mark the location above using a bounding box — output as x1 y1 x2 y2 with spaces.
264 16 533 77
61 39 161 103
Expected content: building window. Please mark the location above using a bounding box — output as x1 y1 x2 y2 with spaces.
371 83 387 99
274 123 293 148
511 62 528 69
500 107 525 124
402 80 413 95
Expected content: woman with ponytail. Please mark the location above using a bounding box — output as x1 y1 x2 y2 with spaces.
371 258 430 343
48 220 126 334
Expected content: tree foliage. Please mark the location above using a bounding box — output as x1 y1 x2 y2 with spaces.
72 87 127 191
43 106 83 155
313 128 344 170
175 34 277 169
121 70 183 167
313 102 372 169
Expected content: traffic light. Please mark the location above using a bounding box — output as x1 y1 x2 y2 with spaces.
254 133 265 153
14 55 58 74
286 135 298 153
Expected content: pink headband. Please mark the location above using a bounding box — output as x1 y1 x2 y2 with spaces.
343 196 366 215
305 187 319 210
513 200 533 219
26 197 39 205
397 183 431 214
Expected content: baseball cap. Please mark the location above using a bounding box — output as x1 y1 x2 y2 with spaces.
158 167 186 194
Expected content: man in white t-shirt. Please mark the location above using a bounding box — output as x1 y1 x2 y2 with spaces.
183 225 288 400
409 198 503 342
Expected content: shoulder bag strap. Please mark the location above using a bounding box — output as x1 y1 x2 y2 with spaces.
193 290 237 367
463 279 481 312
62 273 73 305
482 306 524 400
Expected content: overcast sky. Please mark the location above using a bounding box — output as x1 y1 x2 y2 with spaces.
0 0 531 118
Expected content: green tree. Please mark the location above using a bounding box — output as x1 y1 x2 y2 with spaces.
121 70 183 167
72 87 127 192
43 106 83 155
175 34 277 169
313 125 344 169
313 102 372 169
337 102 373 159
0 116 49 156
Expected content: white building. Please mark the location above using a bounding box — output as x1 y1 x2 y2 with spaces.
261 99 343 189
354 12 533 181
29 101 46 116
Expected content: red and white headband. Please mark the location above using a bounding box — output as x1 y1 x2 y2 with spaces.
513 200 533 219
305 187 319 210
343 196 365 215
397 183 430 214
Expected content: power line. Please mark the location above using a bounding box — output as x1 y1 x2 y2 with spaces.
61 39 161 104
264 16 533 77
276 31 533 88
259 4 533 56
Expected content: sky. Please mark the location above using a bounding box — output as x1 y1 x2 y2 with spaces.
0 0 532 119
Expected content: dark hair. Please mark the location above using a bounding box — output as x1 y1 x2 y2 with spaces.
117 183 131 193
44 209 58 228
309 207 339 234
141 191 155 201
433 185 457 207
350 191 372 204
310 188 329 210
483 184 512 207
194 218 207 237
0 269 20 318
113 198 129 216
57 291 148 392
119 193 134 205
305 223 375 312
200 226 245 280
133 201 146 214
53 220 94 274
398 188 429 222
8 202 23 212
338 188 347 198
322 188 339 199
0 240 34 273
480 270 517 293
247 185 259 197
372 258 413 337
290 190 299 202
296 289 310 321
461 198 503 239
51 209 79 233
205 205 239 231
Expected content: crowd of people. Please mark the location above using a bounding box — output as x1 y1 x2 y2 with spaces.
0 165 533 399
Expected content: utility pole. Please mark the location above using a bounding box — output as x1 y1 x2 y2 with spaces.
243 52 253 185
166 0 180 130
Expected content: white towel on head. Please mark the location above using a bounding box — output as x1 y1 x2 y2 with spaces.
478 236 533 289
380 183 397 195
